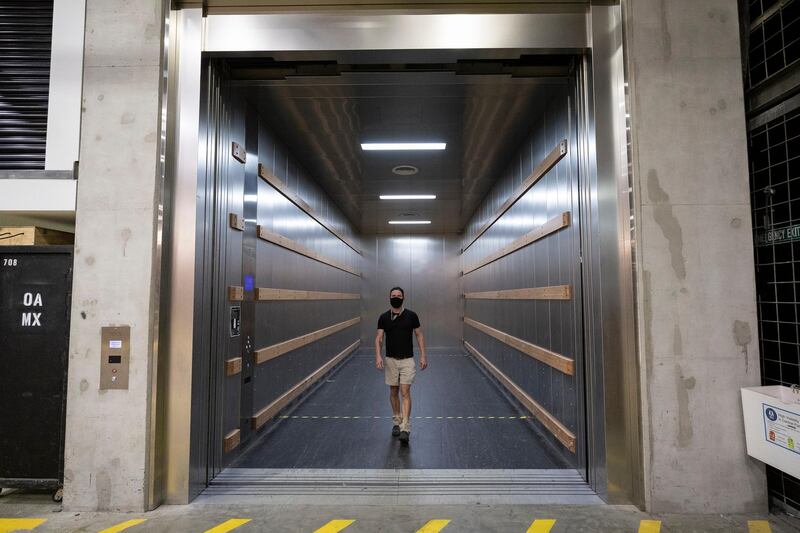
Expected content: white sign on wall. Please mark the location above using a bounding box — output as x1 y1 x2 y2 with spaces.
742 386 800 479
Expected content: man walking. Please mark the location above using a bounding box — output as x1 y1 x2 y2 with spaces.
375 286 427 445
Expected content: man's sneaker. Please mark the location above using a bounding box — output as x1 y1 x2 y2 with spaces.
399 430 410 444
392 425 400 437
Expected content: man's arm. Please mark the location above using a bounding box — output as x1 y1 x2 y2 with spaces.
375 329 385 370
414 327 427 370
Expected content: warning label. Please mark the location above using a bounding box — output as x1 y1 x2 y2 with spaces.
763 403 800 455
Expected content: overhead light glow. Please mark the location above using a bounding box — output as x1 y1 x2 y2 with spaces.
361 142 446 151
388 220 432 225
380 195 437 200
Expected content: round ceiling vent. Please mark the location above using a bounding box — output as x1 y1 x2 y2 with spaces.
392 164 419 176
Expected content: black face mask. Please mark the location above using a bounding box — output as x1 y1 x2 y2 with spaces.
390 297 404 308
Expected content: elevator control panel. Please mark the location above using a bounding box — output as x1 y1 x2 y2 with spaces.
230 306 241 337
100 326 130 390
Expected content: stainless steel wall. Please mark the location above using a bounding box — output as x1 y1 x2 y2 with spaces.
200 63 361 479
360 234 462 354
461 82 583 467
253 116 361 409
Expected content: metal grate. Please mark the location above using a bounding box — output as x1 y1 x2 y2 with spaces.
750 0 784 21
750 108 800 386
0 1 53 170
748 0 800 88
749 105 800 510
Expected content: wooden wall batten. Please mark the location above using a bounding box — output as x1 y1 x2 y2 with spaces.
252 340 361 429
464 317 574 375
254 317 361 364
256 288 360 301
462 212 570 275
258 163 361 255
464 341 576 452
464 285 572 300
257 225 361 277
462 140 567 252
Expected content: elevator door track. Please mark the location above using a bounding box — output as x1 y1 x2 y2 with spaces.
198 468 601 505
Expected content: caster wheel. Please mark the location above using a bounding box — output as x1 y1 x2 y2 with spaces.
52 488 63 502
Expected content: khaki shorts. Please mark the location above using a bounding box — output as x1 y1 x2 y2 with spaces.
384 356 416 386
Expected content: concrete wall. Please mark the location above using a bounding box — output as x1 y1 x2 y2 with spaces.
625 0 767 513
63 0 167 511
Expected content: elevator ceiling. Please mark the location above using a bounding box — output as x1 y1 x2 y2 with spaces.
241 65 566 234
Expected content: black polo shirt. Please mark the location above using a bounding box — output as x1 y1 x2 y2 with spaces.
378 308 420 359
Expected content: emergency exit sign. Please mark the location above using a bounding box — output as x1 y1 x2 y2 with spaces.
758 223 800 246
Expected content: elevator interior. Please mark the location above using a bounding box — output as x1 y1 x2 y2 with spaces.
186 47 596 499
158 5 642 508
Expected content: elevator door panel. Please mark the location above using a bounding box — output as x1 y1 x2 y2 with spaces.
203 66 362 477
209 83 252 477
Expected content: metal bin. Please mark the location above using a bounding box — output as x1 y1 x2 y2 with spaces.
0 246 73 501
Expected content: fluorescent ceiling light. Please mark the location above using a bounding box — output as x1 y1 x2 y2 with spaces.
388 220 432 225
361 142 446 151
379 195 437 200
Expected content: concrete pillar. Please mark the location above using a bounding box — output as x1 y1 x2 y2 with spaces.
63 0 167 511
625 0 767 513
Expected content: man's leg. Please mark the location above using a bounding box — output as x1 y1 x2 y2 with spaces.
389 385 402 430
400 384 412 433
397 358 416 443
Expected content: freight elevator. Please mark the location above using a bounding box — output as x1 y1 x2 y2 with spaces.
160 8 636 505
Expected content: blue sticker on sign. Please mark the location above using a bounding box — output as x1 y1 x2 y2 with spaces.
763 403 800 455
244 275 254 292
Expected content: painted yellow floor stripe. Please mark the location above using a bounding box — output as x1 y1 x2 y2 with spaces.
416 519 451 532
638 520 661 533
98 519 147 533
0 519 47 533
748 521 772 533
313 520 355 533
526 519 556 533
203 518 252 533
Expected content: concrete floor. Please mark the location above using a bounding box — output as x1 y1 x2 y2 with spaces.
1 491 799 532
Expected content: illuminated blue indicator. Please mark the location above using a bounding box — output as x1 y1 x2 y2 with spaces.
244 275 254 292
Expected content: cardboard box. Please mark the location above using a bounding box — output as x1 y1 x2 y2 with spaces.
0 226 74 246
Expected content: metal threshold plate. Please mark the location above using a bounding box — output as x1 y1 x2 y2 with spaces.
197 468 602 505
